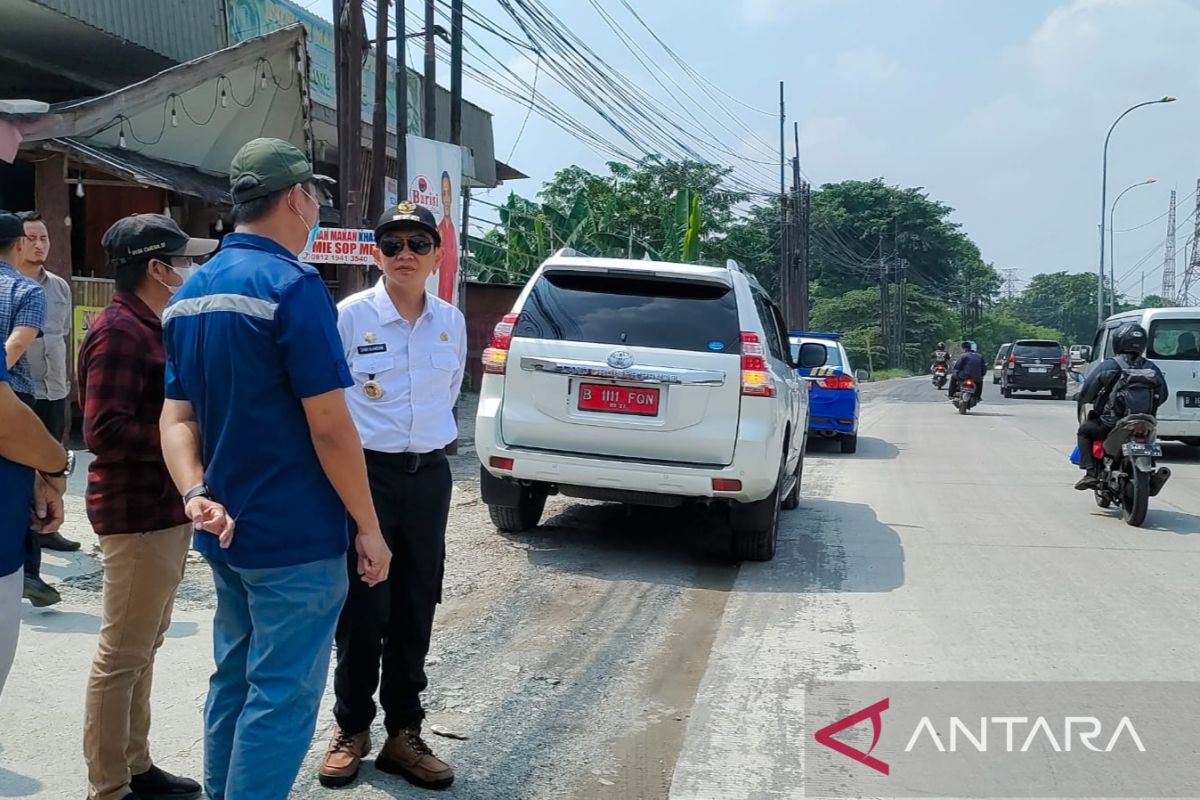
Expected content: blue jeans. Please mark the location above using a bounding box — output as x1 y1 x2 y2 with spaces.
204 555 348 800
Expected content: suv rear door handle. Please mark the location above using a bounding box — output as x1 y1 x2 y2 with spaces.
519 356 727 386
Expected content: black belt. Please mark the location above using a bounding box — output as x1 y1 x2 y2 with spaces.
366 448 446 474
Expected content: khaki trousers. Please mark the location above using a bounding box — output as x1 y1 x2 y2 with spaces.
83 524 191 800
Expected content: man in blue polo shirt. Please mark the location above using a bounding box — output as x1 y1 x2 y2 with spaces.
0 351 69 696
160 138 391 800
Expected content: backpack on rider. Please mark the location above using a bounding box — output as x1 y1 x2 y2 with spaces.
1098 324 1158 426
1101 355 1158 424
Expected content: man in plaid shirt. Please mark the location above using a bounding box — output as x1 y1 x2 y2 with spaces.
77 214 216 800
0 210 56 608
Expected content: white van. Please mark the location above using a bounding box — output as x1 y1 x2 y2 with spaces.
1082 308 1200 445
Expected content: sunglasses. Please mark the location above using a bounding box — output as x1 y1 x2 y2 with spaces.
378 235 434 257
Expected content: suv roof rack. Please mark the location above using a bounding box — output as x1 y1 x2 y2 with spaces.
551 247 585 258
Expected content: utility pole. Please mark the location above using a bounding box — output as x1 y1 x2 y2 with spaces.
423 0 436 138
878 234 889 367
791 121 809 330
778 81 788 311
368 0 390 220
394 0 407 202
334 0 366 295
902 256 907 369
1162 189 1177 304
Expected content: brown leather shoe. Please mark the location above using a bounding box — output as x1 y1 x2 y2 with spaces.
318 727 371 788
375 724 454 790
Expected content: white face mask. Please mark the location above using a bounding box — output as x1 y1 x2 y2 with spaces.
157 261 195 295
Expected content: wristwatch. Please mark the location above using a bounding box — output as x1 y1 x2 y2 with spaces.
40 450 75 479
183 484 212 505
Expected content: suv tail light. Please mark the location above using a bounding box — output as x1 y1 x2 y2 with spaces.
1059 354 1068 367
482 313 519 375
822 373 856 390
740 331 774 397
1008 353 1016 365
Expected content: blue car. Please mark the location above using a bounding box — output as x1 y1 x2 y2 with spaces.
789 331 860 454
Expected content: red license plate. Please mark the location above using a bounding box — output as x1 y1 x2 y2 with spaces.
578 383 660 416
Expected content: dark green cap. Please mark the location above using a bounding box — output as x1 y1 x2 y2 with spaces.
229 138 334 203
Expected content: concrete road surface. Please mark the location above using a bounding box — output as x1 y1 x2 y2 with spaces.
5 378 1200 799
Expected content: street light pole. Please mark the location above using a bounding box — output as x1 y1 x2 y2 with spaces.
1098 96 1176 325
1109 178 1156 313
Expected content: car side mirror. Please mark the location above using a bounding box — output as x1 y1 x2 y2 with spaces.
798 342 828 369
1078 346 1092 361
854 368 870 383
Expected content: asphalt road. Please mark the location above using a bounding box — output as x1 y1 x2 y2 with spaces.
671 375 1200 799
9 378 1200 799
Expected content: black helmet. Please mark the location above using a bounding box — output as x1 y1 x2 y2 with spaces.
1113 323 1149 356
937 341 946 349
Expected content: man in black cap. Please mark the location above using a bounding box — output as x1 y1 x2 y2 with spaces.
159 138 390 800
319 201 464 791
79 213 216 800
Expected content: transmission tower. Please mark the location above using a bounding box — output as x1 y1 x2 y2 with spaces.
1162 189 1177 303
1180 179 1200 305
1002 268 1019 300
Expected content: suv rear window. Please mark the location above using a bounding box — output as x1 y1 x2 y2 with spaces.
1148 319 1200 360
515 272 742 353
1013 341 1061 359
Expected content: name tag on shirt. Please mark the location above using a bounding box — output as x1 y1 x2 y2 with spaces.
357 343 388 354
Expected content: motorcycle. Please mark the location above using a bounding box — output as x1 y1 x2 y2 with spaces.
953 377 978 415
1091 414 1172 527
932 364 948 389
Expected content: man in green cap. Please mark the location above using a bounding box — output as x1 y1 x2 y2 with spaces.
159 138 391 800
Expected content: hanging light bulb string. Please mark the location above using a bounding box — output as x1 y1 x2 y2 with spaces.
96 55 298 150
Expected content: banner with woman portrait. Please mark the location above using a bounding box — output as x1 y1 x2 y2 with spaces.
406 136 462 305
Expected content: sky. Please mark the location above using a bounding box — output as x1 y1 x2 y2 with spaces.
309 0 1200 298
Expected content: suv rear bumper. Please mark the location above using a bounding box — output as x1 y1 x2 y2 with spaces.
476 397 781 504
1155 419 1200 439
1005 372 1067 390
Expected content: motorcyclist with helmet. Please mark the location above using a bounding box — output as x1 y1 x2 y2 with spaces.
1074 323 1168 490
948 340 985 401
930 341 951 373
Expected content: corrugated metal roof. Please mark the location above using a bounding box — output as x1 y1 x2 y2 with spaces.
28 0 225 62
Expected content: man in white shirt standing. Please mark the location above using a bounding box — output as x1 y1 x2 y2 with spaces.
319 202 465 792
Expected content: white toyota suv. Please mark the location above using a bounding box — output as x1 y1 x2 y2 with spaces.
475 252 821 561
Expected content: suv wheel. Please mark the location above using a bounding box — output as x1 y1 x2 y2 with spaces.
840 434 858 454
730 456 783 562
487 486 548 533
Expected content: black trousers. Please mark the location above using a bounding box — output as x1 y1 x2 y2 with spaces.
16 394 64 578
333 449 452 737
1077 417 1112 470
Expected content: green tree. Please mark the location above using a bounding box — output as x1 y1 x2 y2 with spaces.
810 286 957 372
969 309 1062 364
808 179 972 298
1140 294 1173 308
469 158 747 283
713 199 782 296
1011 272 1111 346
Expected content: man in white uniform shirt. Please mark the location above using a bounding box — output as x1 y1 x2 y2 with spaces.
319 202 465 792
